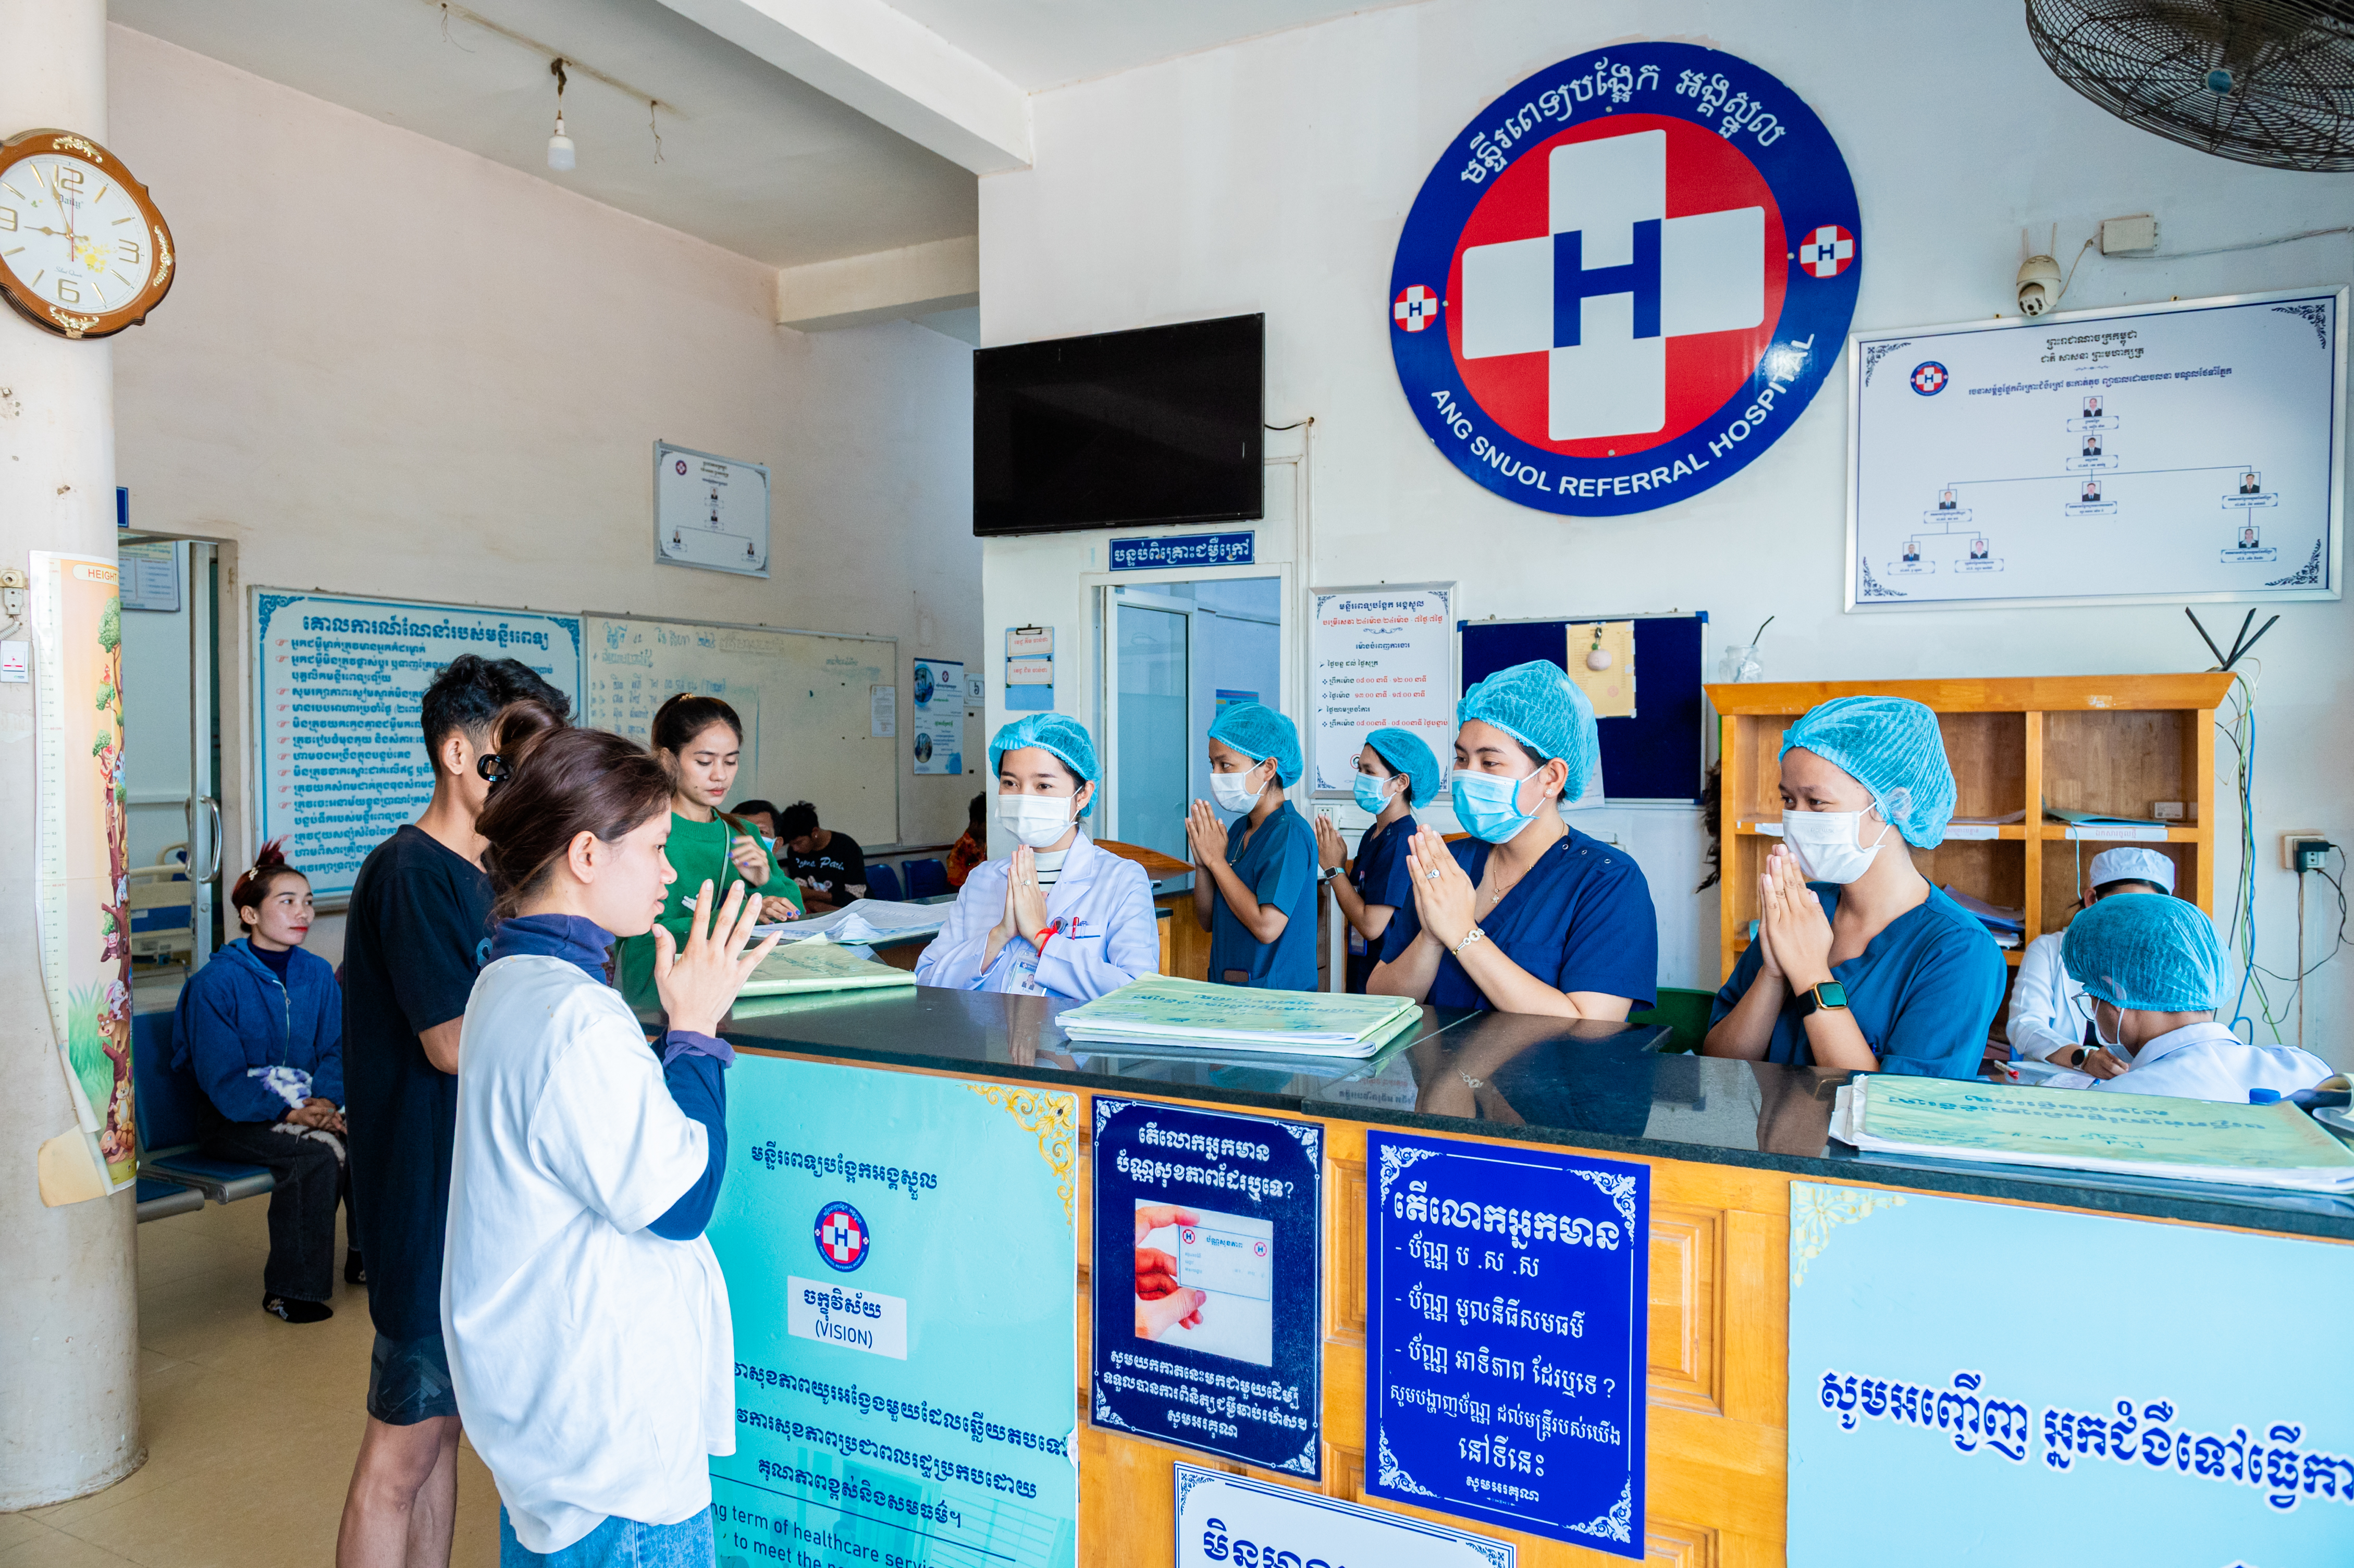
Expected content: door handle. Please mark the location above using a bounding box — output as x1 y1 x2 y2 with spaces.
191 796 222 882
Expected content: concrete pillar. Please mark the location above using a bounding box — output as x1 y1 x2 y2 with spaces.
0 0 144 1510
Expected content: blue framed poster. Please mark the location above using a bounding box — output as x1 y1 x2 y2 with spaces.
1789 1182 2354 1567
708 1059 1078 1568
1365 1133 1648 1555
1090 1099 1323 1477
1388 44 1861 516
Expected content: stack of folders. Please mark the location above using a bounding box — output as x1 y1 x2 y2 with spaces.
1833 1074 2354 1193
1057 977 1421 1058
736 934 918 997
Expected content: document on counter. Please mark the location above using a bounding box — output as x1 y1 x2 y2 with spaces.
1834 1074 2354 1191
736 934 917 996
758 897 947 945
1057 976 1420 1056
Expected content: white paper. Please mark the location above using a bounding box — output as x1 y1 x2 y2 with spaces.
1310 587 1453 794
868 684 895 737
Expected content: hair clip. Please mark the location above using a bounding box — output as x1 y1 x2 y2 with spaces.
477 753 510 785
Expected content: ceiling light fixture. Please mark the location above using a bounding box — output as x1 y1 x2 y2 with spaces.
548 58 575 171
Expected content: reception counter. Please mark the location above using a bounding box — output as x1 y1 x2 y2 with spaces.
710 987 2354 1568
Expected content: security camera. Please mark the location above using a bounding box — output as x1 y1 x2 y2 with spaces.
2016 252 2064 316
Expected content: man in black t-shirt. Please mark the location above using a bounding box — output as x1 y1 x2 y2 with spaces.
776 800 868 912
336 655 566 1567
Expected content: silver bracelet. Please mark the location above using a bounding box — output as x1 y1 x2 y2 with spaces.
1453 924 1487 957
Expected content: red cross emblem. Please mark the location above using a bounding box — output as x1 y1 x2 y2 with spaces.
813 1202 870 1271
1392 284 1443 332
1798 225 1855 278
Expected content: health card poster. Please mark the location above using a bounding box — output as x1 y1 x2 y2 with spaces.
1365 1132 1647 1556
1789 1183 2354 1566
1091 1100 1323 1478
709 1058 1078 1568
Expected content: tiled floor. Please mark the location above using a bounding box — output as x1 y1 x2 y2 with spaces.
1 1197 500 1567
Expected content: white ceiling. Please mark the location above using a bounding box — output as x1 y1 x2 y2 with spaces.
109 0 978 267
885 0 1407 93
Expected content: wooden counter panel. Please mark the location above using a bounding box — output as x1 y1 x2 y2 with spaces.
1648 1206 1720 1415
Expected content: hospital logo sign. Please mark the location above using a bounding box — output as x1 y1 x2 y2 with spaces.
1910 361 1949 396
1388 43 1862 516
814 1200 871 1271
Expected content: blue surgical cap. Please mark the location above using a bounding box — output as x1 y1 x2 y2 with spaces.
1208 702 1304 787
1365 727 1441 807
1779 695 1956 848
989 713 1099 792
2062 893 2228 1014
1458 661 1600 802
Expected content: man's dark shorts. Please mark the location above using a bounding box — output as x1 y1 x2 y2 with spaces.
366 1330 459 1425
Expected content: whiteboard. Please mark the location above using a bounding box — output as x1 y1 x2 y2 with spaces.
1309 585 1455 795
252 589 585 900
585 616 897 848
1846 287 2345 611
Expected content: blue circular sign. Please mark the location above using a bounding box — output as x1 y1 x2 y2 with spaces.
813 1200 870 1271
1389 44 1862 516
1909 361 1949 396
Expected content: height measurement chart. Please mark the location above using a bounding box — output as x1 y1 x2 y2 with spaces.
1310 586 1454 795
253 591 584 900
1847 289 2345 610
1366 1134 1648 1557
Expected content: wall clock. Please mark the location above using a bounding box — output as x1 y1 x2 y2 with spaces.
0 128 175 340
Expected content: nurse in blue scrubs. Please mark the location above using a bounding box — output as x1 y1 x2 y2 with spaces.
1314 727 1440 993
1702 695 2007 1079
1370 662 1658 1018
1185 702 1320 991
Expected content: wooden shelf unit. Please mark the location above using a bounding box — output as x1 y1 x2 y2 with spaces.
1706 674 2234 985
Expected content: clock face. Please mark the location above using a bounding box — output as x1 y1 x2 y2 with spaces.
0 154 155 314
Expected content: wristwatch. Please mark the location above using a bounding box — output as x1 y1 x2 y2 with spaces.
2067 1045 2092 1068
1794 980 1849 1019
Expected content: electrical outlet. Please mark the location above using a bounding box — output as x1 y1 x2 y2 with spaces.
2296 841 2336 874
2151 801 2185 821
2282 831 2326 871
0 566 24 623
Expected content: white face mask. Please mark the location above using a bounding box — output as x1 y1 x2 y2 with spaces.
1210 764 1267 812
1780 807 1890 884
997 793 1077 850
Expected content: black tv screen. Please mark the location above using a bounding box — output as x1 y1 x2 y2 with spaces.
974 314 1264 536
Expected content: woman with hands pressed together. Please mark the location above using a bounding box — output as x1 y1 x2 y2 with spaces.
1187 703 1321 991
1370 662 1657 1018
915 714 1158 998
1702 696 2005 1079
617 693 800 1009
1316 727 1440 993
443 718 779 1566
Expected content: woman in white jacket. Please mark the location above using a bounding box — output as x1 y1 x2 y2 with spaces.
442 716 777 1567
915 714 1158 999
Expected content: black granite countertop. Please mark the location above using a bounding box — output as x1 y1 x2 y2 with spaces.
711 984 2354 1243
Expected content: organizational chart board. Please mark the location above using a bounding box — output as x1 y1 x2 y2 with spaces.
1845 288 2345 611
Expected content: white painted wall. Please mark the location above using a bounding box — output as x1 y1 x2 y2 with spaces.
977 0 2354 1058
104 26 982 959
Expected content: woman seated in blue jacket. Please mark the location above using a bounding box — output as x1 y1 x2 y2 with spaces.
173 842 354 1323
1703 696 2007 1079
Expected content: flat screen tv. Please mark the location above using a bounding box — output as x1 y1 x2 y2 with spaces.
973 313 1263 536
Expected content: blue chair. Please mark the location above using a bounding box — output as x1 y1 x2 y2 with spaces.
133 1008 275 1207
905 859 948 899
864 862 905 903
136 1174 202 1222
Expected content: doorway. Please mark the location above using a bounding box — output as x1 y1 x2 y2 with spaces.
118 535 225 1010
1107 577 1283 861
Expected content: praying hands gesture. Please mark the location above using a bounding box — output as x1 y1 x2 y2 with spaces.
978 846 1054 974
1404 828 1477 951
1757 845 1834 990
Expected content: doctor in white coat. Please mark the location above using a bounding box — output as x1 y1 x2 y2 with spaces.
2048 889 2330 1102
2007 846 2177 1078
915 714 1158 999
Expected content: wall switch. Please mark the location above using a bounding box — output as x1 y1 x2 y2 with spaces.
2282 831 2326 871
2152 801 2185 821
2100 213 2160 255
0 641 24 683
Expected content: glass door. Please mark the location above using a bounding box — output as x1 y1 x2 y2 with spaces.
1113 602 1190 861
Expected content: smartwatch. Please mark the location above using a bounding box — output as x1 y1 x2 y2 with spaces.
1794 980 1850 1019
2067 1045 2091 1068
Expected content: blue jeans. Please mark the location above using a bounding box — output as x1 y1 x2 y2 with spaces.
499 1506 713 1567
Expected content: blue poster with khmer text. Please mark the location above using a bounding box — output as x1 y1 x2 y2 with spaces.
1366 1133 1647 1556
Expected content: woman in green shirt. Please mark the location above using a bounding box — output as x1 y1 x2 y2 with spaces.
617 693 802 1008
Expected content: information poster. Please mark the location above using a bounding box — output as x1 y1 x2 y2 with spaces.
1091 1100 1322 1478
655 440 770 577
1174 1465 1512 1568
709 1059 1078 1568
1006 626 1053 713
32 553 136 1197
253 591 583 900
1848 288 2344 610
1789 1182 2354 1567
912 658 964 774
1311 587 1452 795
1365 1133 1647 1557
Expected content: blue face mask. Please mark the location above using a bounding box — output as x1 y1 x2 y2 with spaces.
1451 768 1539 843
1353 773 1399 814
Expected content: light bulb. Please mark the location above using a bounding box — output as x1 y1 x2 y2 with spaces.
548 114 575 172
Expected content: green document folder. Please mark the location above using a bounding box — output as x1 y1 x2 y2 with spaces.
1056 976 1419 1056
735 935 919 998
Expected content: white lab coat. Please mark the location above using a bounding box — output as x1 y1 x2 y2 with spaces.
2006 931 2087 1061
2044 1019 2332 1103
913 833 1159 1000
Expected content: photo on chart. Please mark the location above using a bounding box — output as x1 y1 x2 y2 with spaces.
1134 1199 1273 1367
